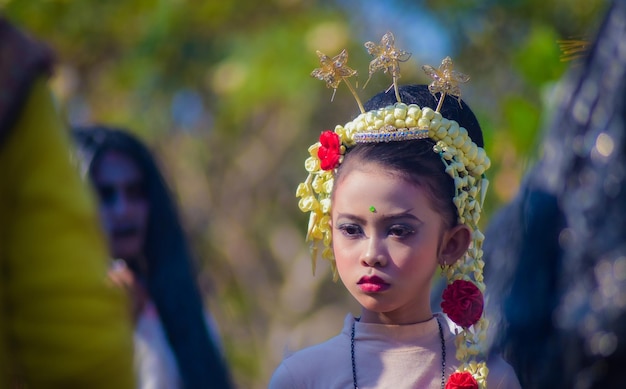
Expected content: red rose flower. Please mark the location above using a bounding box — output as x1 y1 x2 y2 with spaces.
441 279 484 328
317 130 341 170
445 371 478 389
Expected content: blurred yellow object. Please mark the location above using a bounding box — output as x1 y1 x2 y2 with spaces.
0 77 135 388
557 39 590 62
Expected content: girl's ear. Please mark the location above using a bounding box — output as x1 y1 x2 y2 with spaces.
439 224 472 266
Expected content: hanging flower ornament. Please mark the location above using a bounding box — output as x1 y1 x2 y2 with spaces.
446 371 479 389
441 279 484 328
299 32 491 388
364 31 411 102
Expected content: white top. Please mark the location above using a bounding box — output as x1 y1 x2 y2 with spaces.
269 313 521 389
134 300 182 389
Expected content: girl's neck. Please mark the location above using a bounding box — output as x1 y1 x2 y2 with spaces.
359 308 434 325
120 255 148 275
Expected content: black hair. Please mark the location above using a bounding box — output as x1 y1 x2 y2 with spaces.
363 84 483 147
335 85 484 228
72 126 233 389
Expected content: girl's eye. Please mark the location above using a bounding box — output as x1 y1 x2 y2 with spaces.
126 182 147 202
337 224 363 237
96 185 116 206
388 225 415 238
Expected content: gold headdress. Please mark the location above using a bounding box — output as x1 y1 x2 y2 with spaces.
298 32 491 388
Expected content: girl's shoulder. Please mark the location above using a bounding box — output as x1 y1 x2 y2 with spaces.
269 325 352 388
486 354 522 389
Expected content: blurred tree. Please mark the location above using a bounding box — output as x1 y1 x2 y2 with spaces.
2 0 607 387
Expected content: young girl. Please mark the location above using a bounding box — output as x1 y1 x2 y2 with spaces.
72 127 233 389
270 34 520 389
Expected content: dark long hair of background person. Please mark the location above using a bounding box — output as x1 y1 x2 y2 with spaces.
73 127 233 389
484 1 626 388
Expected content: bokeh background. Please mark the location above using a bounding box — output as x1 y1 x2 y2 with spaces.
3 0 608 387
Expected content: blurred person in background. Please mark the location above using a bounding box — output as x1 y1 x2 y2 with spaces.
485 1 626 388
0 17 135 388
72 126 233 389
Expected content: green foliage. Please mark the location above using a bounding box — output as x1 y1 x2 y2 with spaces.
515 24 567 85
502 95 542 156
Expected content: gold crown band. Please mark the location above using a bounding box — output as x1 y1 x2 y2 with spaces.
354 126 429 143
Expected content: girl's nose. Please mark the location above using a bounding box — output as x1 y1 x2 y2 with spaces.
360 236 388 267
111 192 131 216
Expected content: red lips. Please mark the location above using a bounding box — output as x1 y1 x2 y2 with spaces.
358 275 390 293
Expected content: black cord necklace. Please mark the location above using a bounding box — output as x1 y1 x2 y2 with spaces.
350 316 446 389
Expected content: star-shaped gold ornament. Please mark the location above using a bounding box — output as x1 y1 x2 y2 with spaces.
311 49 357 90
311 49 364 112
364 32 411 102
365 31 411 82
422 56 470 111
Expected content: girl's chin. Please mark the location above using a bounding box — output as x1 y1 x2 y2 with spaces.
111 242 143 261
352 294 396 312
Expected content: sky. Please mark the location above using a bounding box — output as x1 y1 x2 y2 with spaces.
337 0 453 64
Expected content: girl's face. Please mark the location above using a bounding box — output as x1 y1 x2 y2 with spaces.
93 150 149 261
332 163 462 325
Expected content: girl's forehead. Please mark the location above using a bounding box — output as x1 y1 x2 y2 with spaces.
332 169 442 223
334 168 424 202
336 161 407 188
93 150 143 182
333 162 444 210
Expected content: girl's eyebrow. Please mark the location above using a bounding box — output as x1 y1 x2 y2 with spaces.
335 210 422 223
381 211 422 223
334 213 366 224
